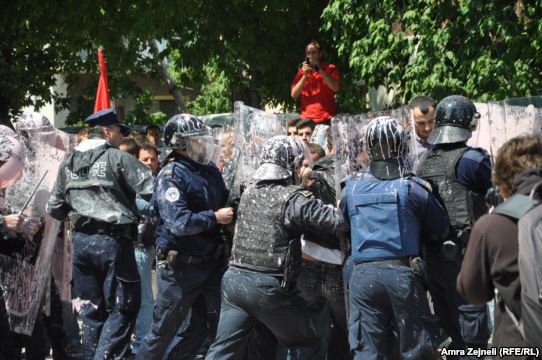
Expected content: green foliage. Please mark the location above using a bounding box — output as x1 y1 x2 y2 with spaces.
150 111 168 125
322 0 542 106
187 59 232 115
125 88 154 125
1 0 335 125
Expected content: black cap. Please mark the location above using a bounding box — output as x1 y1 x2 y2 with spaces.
84 109 130 136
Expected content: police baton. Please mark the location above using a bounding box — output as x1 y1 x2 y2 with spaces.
18 170 49 215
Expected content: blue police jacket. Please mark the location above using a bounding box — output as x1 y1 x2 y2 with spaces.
340 171 449 263
154 153 229 256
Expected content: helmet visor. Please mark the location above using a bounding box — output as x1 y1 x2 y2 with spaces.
186 135 219 165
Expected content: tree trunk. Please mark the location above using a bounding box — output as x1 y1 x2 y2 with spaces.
0 95 13 128
148 40 188 113
249 68 261 109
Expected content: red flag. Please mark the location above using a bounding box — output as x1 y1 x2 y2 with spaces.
94 48 111 113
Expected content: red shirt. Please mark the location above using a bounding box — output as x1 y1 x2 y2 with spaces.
291 63 339 123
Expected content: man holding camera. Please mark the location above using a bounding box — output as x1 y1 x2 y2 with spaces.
291 41 340 126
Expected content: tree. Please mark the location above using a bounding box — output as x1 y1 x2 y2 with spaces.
1 0 335 127
0 1 75 126
322 0 542 106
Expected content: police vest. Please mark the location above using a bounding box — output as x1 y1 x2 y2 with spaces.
231 183 299 272
417 144 487 233
346 172 421 262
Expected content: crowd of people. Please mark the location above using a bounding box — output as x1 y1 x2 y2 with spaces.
0 39 541 360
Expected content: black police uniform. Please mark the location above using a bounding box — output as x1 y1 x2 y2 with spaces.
416 96 492 359
136 152 229 360
205 180 345 360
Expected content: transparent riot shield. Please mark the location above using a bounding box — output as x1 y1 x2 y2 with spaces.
469 96 542 158
2 128 73 334
224 102 286 201
0 216 62 335
331 107 409 197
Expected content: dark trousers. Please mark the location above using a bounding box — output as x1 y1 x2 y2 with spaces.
349 263 439 360
296 259 350 360
206 267 320 360
136 258 224 360
0 291 14 360
72 231 140 360
164 293 213 360
426 252 490 359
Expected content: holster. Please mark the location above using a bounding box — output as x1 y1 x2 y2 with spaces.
281 239 301 291
409 256 426 279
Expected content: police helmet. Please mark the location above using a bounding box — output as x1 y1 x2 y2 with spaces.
164 114 209 149
253 135 309 181
0 135 26 188
364 116 407 161
428 95 480 145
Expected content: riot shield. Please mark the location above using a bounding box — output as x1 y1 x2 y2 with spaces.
310 124 331 155
2 127 73 334
224 102 286 201
469 96 542 158
331 107 409 197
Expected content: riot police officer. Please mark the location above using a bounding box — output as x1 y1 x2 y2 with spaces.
206 135 345 360
47 110 154 359
136 114 233 360
0 134 26 360
416 95 492 358
340 117 449 360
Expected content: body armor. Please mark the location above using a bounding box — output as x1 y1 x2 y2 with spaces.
344 171 422 262
417 144 487 234
231 183 300 272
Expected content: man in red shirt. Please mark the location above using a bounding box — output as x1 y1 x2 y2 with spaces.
291 41 340 125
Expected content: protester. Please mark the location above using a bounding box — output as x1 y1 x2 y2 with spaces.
407 95 436 168
308 143 325 162
417 95 492 359
128 130 148 146
341 117 448 359
136 114 233 360
287 118 301 137
131 142 160 356
298 142 350 360
296 119 315 144
206 135 345 360
458 136 542 358
291 41 340 125
146 124 162 148
119 138 140 157
47 109 154 359
76 128 89 145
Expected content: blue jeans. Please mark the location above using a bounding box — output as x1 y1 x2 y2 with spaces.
71 230 140 360
349 263 439 360
206 267 320 360
295 259 349 360
132 245 155 354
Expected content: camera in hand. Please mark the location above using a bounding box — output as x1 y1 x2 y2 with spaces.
305 57 320 72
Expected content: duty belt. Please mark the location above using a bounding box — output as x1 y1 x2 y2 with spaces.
73 218 137 238
157 243 224 267
358 257 410 267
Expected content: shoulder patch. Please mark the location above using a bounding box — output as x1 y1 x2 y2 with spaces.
164 187 181 202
